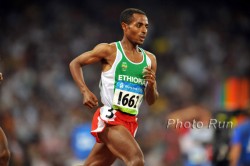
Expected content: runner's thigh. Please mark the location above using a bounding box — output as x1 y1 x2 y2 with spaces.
84 142 116 166
98 125 143 163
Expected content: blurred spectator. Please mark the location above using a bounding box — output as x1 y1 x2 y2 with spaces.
0 72 11 166
166 105 213 166
229 108 250 166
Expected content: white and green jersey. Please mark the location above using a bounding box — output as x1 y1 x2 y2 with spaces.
99 41 151 115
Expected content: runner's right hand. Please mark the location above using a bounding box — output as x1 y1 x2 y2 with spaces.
83 89 99 109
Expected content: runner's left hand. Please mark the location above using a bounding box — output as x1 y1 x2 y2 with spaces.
143 67 156 87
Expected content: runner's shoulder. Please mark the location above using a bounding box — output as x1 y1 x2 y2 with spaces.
94 42 116 55
142 49 156 61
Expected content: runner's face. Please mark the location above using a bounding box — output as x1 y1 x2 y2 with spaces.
124 14 148 45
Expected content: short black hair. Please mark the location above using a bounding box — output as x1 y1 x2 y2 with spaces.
120 8 146 24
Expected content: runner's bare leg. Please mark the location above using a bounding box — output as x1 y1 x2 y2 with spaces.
98 124 144 166
83 142 116 166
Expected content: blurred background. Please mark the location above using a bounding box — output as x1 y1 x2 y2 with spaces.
0 0 249 165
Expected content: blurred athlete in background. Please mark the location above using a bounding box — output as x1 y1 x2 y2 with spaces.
230 108 250 166
0 72 11 166
70 8 158 166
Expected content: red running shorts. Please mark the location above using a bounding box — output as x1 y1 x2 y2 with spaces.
91 106 138 143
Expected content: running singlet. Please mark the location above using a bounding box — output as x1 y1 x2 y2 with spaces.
99 41 151 115
231 120 250 166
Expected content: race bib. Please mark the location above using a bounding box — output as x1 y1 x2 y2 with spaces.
100 106 117 122
112 81 144 114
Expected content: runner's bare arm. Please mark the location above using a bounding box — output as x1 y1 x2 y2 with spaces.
143 52 159 105
69 43 113 93
69 43 114 109
229 144 241 166
0 128 10 166
0 73 3 81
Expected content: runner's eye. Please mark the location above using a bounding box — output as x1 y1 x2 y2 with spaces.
136 23 142 28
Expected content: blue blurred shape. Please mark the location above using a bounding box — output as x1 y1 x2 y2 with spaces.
71 123 95 160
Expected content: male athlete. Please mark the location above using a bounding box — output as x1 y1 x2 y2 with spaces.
0 72 11 166
229 109 250 166
69 8 158 166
